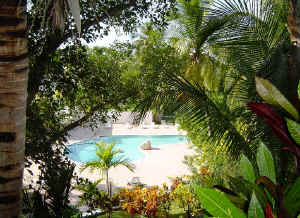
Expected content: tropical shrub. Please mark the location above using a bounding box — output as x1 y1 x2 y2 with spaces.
195 142 300 218
194 78 300 218
248 77 300 176
171 183 202 218
81 141 135 198
119 185 172 218
76 179 120 216
158 184 173 217
178 115 239 187
22 155 78 218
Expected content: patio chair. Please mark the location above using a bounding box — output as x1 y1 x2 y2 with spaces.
127 176 144 187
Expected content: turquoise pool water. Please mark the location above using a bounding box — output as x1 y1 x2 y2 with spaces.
67 135 187 162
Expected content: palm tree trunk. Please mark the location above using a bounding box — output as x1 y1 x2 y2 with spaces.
105 169 113 218
105 169 110 197
0 1 28 218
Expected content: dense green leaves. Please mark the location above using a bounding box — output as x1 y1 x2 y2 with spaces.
194 187 246 218
256 142 276 184
283 178 300 217
239 155 256 183
286 118 300 146
26 46 129 159
255 77 299 121
248 192 265 218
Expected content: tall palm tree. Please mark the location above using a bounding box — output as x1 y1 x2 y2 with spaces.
168 0 232 91
0 1 28 217
81 141 135 197
0 1 80 217
135 0 260 159
135 0 296 160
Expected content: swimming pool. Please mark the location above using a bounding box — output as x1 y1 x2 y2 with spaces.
67 135 187 162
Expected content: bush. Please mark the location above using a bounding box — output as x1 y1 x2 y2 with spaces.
177 115 239 187
171 183 202 218
119 185 172 218
76 179 120 216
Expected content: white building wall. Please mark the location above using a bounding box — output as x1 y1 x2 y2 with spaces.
113 112 153 125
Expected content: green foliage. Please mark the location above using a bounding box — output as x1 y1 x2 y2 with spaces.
239 155 256 183
25 4 177 215
256 142 276 184
81 141 134 198
81 141 135 175
194 187 246 218
76 179 119 216
179 115 239 187
41 158 75 217
196 142 300 217
286 118 300 146
255 77 299 121
22 154 78 218
171 183 202 217
248 192 265 218
130 25 189 118
283 178 300 217
26 45 128 160
119 185 172 218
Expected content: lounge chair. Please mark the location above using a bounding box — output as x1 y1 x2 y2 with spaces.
127 176 144 187
125 122 133 129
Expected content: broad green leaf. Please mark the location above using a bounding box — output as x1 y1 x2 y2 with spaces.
255 77 299 121
67 0 81 34
256 176 277 199
286 118 300 146
239 155 256 183
229 176 268 208
194 187 246 218
256 142 276 183
284 178 300 217
248 192 264 218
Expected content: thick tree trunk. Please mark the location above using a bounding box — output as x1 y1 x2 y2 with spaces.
0 1 28 218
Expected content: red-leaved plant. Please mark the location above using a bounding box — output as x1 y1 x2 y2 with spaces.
248 77 300 174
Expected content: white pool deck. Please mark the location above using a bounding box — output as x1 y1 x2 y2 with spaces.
24 124 194 206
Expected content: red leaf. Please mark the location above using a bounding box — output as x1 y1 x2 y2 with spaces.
248 103 296 146
283 146 300 158
264 119 296 146
265 203 274 218
248 103 285 128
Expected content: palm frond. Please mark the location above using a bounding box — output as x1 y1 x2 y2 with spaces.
82 141 135 175
171 75 255 159
206 0 289 77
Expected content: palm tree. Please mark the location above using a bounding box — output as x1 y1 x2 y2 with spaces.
0 1 80 217
135 0 261 160
168 0 232 91
81 141 135 198
135 0 297 161
0 1 28 217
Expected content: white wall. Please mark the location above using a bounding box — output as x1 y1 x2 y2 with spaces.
113 112 153 125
